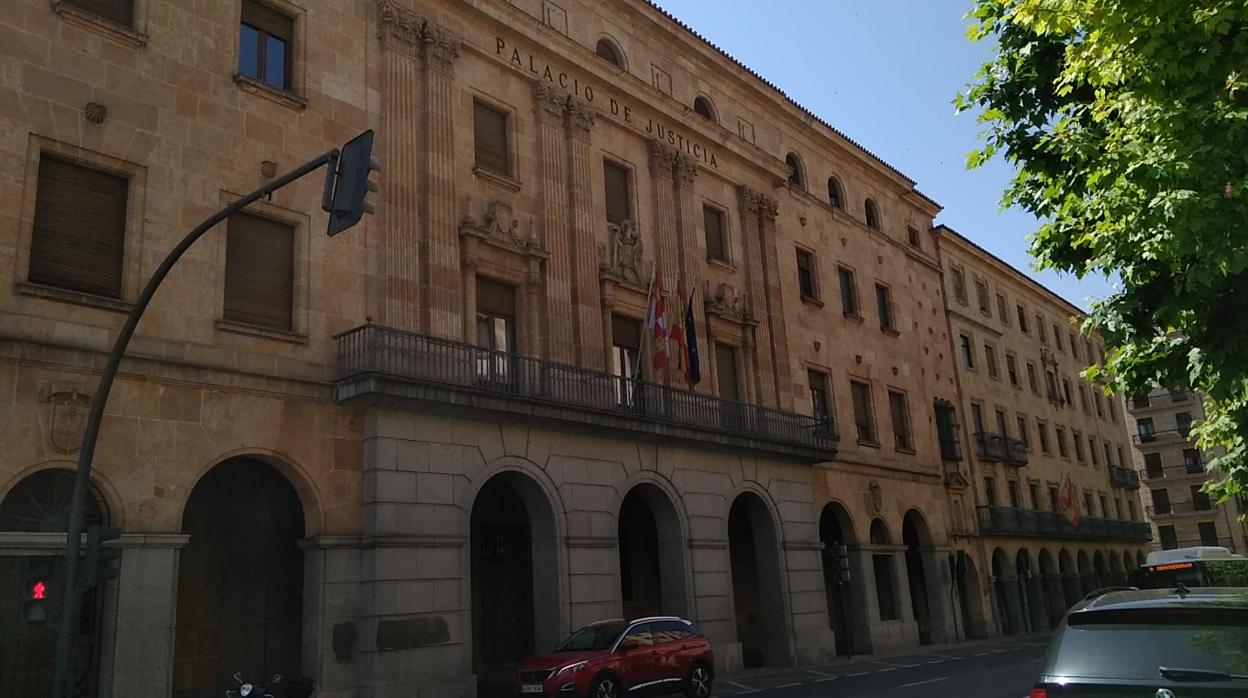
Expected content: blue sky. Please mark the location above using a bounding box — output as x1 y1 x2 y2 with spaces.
654 0 1115 311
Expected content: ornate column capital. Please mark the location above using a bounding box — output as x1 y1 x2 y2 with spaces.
533 82 569 120
674 153 698 184
564 96 595 135
420 22 461 71
737 184 761 212
376 0 423 56
758 194 779 222
648 139 678 177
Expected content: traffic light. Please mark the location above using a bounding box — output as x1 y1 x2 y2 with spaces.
323 129 381 237
25 557 52 623
82 524 122 591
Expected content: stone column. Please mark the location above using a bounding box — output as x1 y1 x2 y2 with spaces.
673 154 700 298
740 330 757 405
784 541 836 666
735 187 774 407
524 267 543 357
376 2 425 330
755 195 792 408
300 536 363 694
920 547 958 644
600 290 615 371
844 545 877 655
1025 573 1049 630
106 534 188 698
461 254 477 342
995 576 1025 634
1044 574 1067 627
648 140 680 290
533 83 576 363
565 96 604 368
419 22 462 339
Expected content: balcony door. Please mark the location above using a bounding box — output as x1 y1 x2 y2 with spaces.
476 278 517 386
716 343 744 430
611 314 641 409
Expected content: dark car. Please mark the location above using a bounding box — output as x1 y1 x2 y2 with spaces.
1032 586 1248 697
515 616 713 698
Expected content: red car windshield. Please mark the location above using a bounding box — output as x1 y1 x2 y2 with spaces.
556 622 629 652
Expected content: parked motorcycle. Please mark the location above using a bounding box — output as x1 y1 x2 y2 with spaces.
226 672 281 698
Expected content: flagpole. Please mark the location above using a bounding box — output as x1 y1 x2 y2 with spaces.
634 263 657 384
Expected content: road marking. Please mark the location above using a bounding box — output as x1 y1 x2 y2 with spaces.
899 677 950 689
874 667 897 673
774 682 803 689
805 668 837 678
814 676 838 683
973 651 992 657
892 663 922 668
723 680 759 694
845 671 870 677
926 659 945 665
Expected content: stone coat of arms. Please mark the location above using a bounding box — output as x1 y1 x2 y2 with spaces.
45 385 90 454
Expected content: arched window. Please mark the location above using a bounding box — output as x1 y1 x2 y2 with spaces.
595 38 624 68
785 152 804 188
827 176 843 210
693 95 716 122
864 198 881 230
0 468 109 532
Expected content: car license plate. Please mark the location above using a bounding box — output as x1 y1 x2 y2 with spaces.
521 684 544 694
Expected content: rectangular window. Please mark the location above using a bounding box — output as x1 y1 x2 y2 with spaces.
64 0 135 27
975 278 990 314
1176 411 1193 436
850 380 877 444
29 155 129 298
1017 304 1029 333
1099 495 1108 518
935 401 961 461
1026 362 1039 395
1144 452 1163 478
1079 385 1090 412
996 293 1009 323
1183 448 1202 473
1006 354 1019 387
476 278 518 381
1017 415 1029 450
603 160 632 226
1053 325 1064 351
796 248 817 300
473 99 511 176
1063 378 1073 406
837 266 859 316
1049 486 1060 512
1084 492 1095 517
1137 417 1155 441
223 213 295 331
888 390 912 451
1008 480 1021 508
960 335 974 368
1191 485 1212 511
1158 524 1178 549
703 205 726 262
1037 315 1047 344
876 283 895 331
1029 484 1041 510
611 314 641 405
715 343 740 401
1073 430 1085 462
239 1 294 91
808 370 830 421
1128 499 1137 521
1045 370 1059 402
995 409 1009 438
1198 521 1220 547
984 476 997 506
1089 436 1100 466
1056 426 1068 458
907 226 921 248
1117 446 1126 468
1151 488 1171 515
1104 441 1114 467
1071 334 1080 359
984 344 999 379
872 554 897 621
1094 391 1104 417
971 403 985 434
1037 421 1051 454
951 266 967 305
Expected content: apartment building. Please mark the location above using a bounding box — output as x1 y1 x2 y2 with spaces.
1126 388 1248 553
935 226 1150 638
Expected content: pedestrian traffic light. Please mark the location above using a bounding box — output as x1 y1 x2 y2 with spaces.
82 524 122 591
323 129 381 237
25 557 52 623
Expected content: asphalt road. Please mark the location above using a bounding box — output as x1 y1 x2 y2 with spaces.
712 634 1051 698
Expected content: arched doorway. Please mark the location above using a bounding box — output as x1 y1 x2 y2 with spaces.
818 502 856 655
869 519 899 627
1109 551 1124 586
1016 549 1046 632
1093 550 1108 589
0 469 111 697
1038 549 1065 626
618 483 687 620
1076 550 1093 596
991 548 1022 635
174 457 305 698
1058 550 1080 608
954 550 988 639
902 510 933 644
471 472 560 697
728 492 788 668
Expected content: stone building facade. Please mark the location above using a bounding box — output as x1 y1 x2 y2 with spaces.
0 1 1147 697
1126 388 1248 553
935 227 1151 638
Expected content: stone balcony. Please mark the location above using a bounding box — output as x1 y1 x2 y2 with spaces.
1147 500 1216 518
333 324 838 462
974 432 1028 466
975 505 1153 542
1139 463 1207 482
1132 429 1191 446
1109 466 1141 489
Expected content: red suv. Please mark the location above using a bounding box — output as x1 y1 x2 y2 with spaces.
515 616 713 698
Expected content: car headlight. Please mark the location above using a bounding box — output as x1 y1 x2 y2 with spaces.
555 661 588 676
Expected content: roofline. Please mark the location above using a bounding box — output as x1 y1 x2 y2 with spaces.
639 1 940 209
933 224 1089 318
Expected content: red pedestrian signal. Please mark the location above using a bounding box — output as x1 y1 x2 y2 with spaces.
30 580 47 600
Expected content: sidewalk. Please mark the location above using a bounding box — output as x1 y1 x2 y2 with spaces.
733 631 1053 682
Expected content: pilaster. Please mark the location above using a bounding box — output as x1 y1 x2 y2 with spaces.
566 96 604 368
673 152 700 321
756 194 792 408
648 140 680 289
419 20 462 339
736 186 774 407
533 82 576 362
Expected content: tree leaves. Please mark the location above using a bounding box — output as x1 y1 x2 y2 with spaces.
961 0 1248 499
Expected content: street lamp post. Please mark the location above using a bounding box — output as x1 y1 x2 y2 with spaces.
50 131 379 697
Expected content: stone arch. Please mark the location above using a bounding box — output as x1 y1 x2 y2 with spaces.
1109 550 1124 586
954 550 989 639
692 94 718 123
594 35 627 69
865 197 882 230
0 463 116 531
991 547 1023 635
728 489 791 668
174 455 306 696
1058 549 1080 608
1038 549 1066 626
867 518 901 629
182 447 325 536
819 500 859 655
902 509 936 643
470 467 564 693
1015 548 1046 631
1093 550 1109 588
827 176 844 210
617 477 689 619
1076 549 1093 596
785 151 806 188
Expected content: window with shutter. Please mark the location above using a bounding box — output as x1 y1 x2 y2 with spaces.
473 99 510 176
64 0 134 27
223 213 295 331
703 205 726 262
875 283 893 331
239 1 295 90
888 390 911 451
850 380 876 443
29 155 129 298
837 266 859 316
795 249 817 300
715 343 740 401
604 160 632 226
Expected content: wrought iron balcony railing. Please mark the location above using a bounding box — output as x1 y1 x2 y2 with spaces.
1110 466 1141 489
334 324 838 460
975 505 1152 542
1132 429 1192 445
1147 499 1215 517
1139 463 1207 481
974 432 1028 465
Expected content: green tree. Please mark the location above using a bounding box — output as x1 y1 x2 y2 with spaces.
958 0 1248 500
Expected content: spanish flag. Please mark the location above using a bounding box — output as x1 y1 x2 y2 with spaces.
1059 475 1082 527
646 277 668 371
